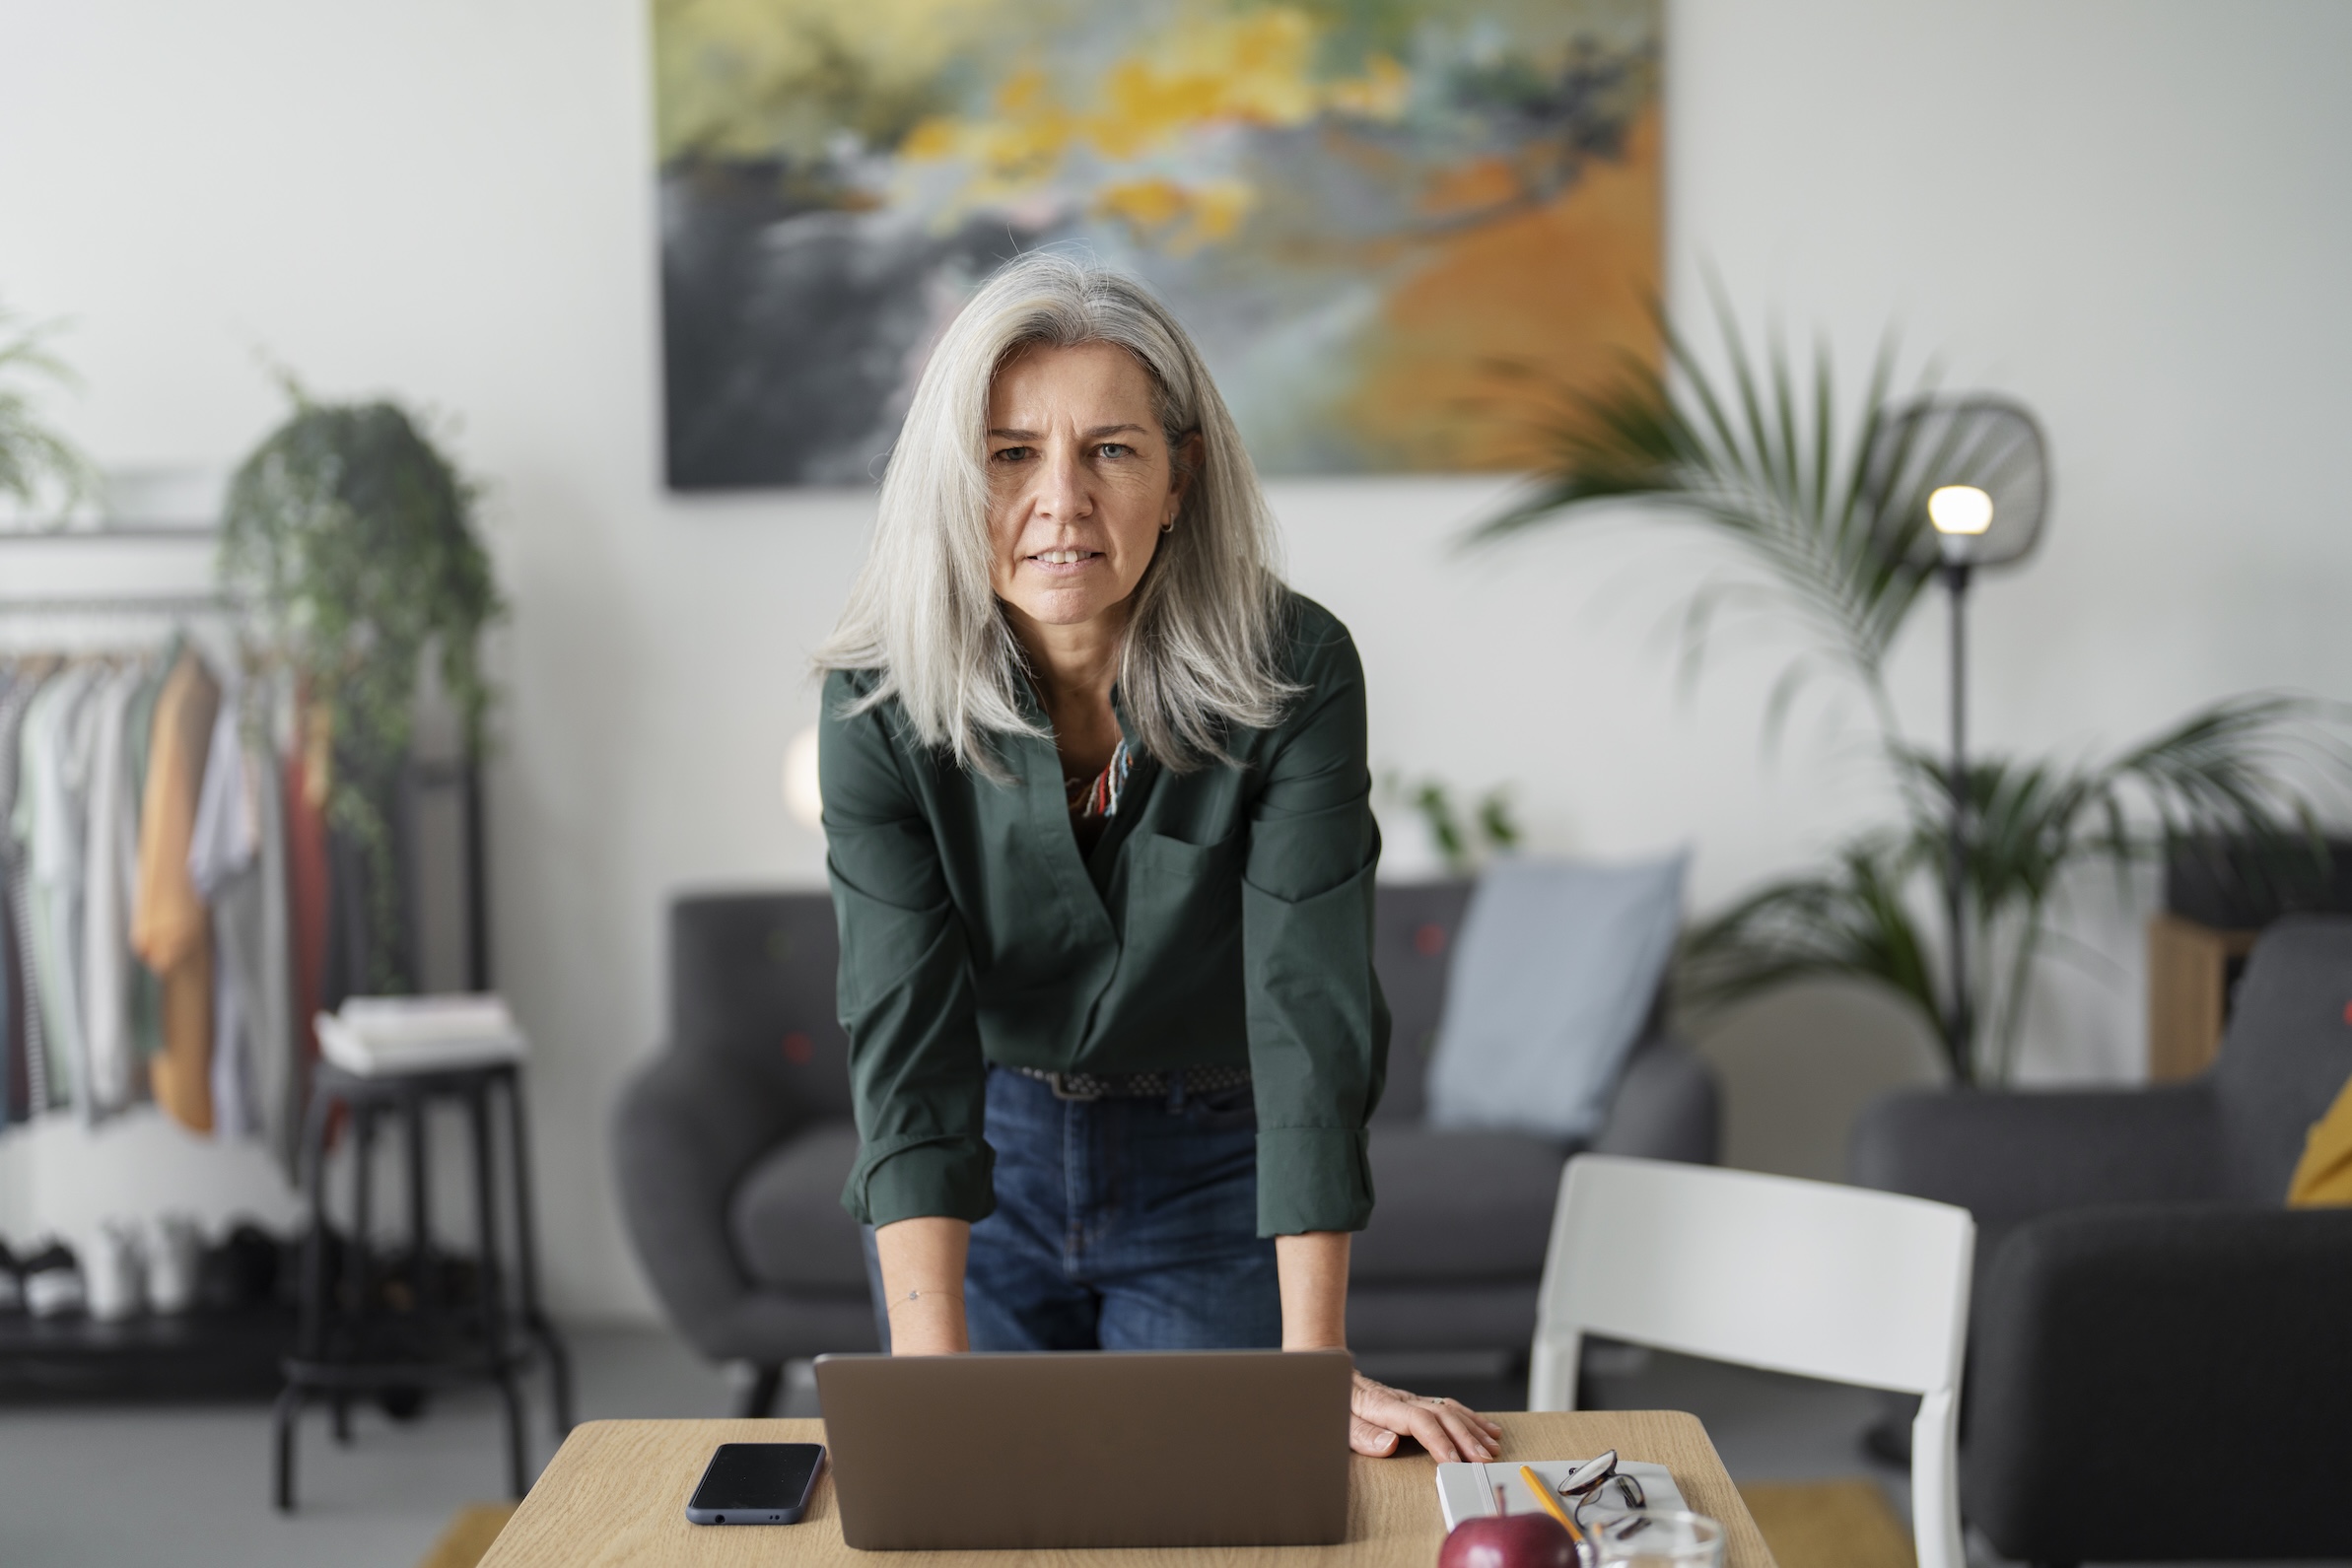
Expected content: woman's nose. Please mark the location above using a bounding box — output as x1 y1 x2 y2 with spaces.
1033 443 1091 520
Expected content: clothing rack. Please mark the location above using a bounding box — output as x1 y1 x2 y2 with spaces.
0 525 494 1400
0 523 222 538
0 593 238 614
0 522 237 616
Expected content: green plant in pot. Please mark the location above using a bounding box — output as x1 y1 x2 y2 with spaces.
221 389 504 994
1473 300 2342 1085
1379 772 1523 877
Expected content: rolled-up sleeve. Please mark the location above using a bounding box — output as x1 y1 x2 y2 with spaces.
1241 626 1387 1237
820 672 995 1228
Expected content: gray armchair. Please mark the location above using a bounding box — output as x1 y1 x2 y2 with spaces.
613 894 878 1417
615 883 1719 1411
1850 915 2352 1564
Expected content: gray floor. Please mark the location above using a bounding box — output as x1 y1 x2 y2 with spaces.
0 1326 763 1568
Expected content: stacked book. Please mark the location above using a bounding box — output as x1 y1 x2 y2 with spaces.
314 995 527 1077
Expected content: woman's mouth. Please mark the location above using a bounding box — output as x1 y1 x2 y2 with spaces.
1028 549 1101 569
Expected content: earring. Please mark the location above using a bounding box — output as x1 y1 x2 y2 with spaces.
1159 519 1174 534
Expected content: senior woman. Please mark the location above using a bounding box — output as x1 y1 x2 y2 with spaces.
812 253 1500 1465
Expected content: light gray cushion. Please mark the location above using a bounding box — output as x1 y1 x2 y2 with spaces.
727 1124 869 1295
1350 1125 1571 1284
1425 852 1686 1139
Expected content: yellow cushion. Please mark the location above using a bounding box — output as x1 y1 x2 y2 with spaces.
2287 1069 2352 1207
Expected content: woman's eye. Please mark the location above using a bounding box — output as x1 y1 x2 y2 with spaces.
992 445 1033 463
1096 443 1132 459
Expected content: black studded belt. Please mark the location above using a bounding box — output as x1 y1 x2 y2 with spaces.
1008 1063 1253 1102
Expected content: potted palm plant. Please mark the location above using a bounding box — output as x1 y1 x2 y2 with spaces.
1475 303 2341 1085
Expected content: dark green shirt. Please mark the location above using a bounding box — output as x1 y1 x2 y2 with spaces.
821 592 1387 1238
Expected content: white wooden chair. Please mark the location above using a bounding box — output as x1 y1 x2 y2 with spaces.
1528 1154 1973 1568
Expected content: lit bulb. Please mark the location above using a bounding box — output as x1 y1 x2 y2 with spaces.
1927 484 1994 536
783 724 824 833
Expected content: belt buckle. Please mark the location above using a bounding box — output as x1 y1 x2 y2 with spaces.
1046 1072 1102 1103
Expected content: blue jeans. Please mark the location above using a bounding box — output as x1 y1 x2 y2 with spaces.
864 1065 1280 1351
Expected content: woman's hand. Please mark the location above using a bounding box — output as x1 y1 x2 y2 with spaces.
1276 1233 1500 1460
1349 1370 1503 1462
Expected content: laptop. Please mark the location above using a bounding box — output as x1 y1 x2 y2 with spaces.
812 1348 1354 1549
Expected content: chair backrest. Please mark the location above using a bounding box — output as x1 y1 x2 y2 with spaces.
669 890 856 1122
1535 1154 1972 1396
1531 1156 1973 1568
2209 915 2352 1203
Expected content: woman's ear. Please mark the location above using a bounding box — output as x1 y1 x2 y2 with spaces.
1170 430 1206 508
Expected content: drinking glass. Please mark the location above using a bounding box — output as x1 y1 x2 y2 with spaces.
1585 1509 1725 1568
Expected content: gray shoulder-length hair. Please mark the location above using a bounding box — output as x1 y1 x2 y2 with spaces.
813 251 1294 774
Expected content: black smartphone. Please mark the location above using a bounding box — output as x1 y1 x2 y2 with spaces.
684 1442 827 1526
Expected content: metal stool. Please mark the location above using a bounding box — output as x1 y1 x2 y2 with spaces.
272 1058 574 1510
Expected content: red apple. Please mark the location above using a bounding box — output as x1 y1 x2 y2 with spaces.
1438 1512 1578 1568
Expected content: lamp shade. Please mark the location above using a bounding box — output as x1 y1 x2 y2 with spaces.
1864 395 2049 572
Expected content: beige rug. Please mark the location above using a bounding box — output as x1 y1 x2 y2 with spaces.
417 1503 519 1568
1737 1478 1915 1568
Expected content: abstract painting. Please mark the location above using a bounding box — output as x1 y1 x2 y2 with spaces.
654 0 1660 488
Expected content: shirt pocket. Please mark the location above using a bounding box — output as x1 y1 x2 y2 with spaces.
1133 829 1243 880
1120 832 1248 1007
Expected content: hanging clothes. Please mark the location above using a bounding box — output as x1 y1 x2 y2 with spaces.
0 642 471 1156
0 663 53 1118
189 679 260 1140
0 662 16 1127
80 661 150 1117
190 675 301 1170
15 662 105 1117
284 705 331 1093
132 649 220 1133
1 861 23 1125
246 705 299 1180
121 651 171 1074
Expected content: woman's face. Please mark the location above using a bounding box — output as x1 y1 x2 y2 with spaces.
986 341 1188 635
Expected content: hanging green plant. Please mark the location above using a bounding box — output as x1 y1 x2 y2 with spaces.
220 386 505 993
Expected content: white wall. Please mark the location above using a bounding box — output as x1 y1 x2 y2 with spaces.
2 0 2347 1316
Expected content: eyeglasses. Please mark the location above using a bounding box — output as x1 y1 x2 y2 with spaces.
1556 1449 1647 1522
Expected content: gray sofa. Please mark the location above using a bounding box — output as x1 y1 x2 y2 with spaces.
1349 879 1719 1353
614 882 1719 1412
1850 915 2352 1564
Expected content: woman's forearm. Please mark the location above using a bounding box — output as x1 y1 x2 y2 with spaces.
1276 1231 1351 1350
874 1216 972 1354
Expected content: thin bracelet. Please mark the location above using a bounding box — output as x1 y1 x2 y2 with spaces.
885 1288 965 1312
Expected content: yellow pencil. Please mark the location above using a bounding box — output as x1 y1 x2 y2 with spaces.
1518 1465 1585 1544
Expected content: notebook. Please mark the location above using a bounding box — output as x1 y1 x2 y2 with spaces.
1436 1458 1688 1531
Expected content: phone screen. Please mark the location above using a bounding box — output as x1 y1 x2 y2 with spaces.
687 1443 826 1525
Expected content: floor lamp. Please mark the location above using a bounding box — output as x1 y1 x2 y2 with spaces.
1868 398 2049 1068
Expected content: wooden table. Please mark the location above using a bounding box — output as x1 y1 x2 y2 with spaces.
479 1411 1779 1568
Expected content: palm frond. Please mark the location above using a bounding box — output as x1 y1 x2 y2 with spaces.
1676 842 1949 1069
1471 299 1939 737
0 302 99 519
